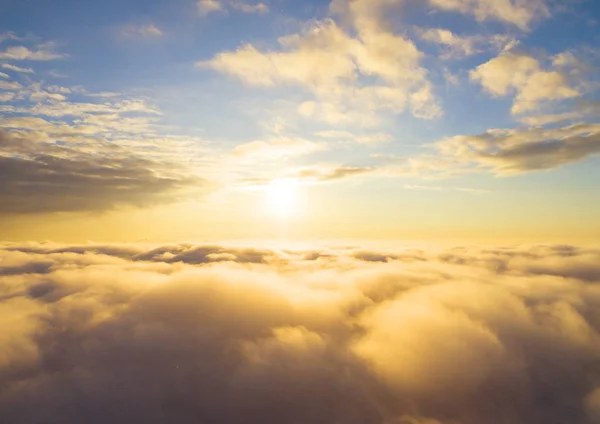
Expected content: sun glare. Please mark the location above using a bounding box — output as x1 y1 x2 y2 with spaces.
266 179 298 218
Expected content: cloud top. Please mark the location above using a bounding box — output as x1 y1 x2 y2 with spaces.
2 241 600 423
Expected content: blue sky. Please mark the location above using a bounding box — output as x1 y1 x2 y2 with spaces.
1 0 600 241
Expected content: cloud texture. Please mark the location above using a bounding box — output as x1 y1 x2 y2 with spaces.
2 241 600 423
200 1 441 124
0 129 200 214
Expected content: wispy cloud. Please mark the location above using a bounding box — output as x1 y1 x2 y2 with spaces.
197 0 226 16
0 80 23 90
1 63 34 74
315 130 393 145
405 184 489 194
120 24 164 38
0 42 66 61
0 31 22 45
230 1 268 14
48 70 68 78
233 137 325 159
416 27 515 59
197 0 269 16
427 0 550 31
431 123 600 175
290 164 377 183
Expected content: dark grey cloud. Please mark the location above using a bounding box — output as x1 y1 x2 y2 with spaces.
2 242 600 423
0 129 202 214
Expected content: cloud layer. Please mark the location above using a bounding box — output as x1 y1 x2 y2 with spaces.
2 241 600 423
0 129 200 214
432 123 600 175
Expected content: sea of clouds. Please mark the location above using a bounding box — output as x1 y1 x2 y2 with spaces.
2 241 600 424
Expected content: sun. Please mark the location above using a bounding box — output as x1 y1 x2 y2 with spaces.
266 178 298 218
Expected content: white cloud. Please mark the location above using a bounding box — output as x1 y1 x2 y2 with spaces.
442 67 460 86
197 0 268 16
470 51 581 114
419 28 478 58
0 80 23 90
1 63 34 74
201 11 441 124
230 1 269 14
47 85 71 94
417 27 515 59
518 112 583 126
85 91 121 98
120 24 164 38
0 72 9 79
0 92 15 102
197 0 225 16
0 32 21 44
427 0 550 31
28 82 68 102
48 70 68 78
0 44 65 61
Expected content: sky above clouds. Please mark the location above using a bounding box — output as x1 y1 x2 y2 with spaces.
0 0 600 242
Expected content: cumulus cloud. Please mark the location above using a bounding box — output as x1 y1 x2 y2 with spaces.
1 241 600 423
200 1 441 124
470 51 582 115
427 0 550 31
